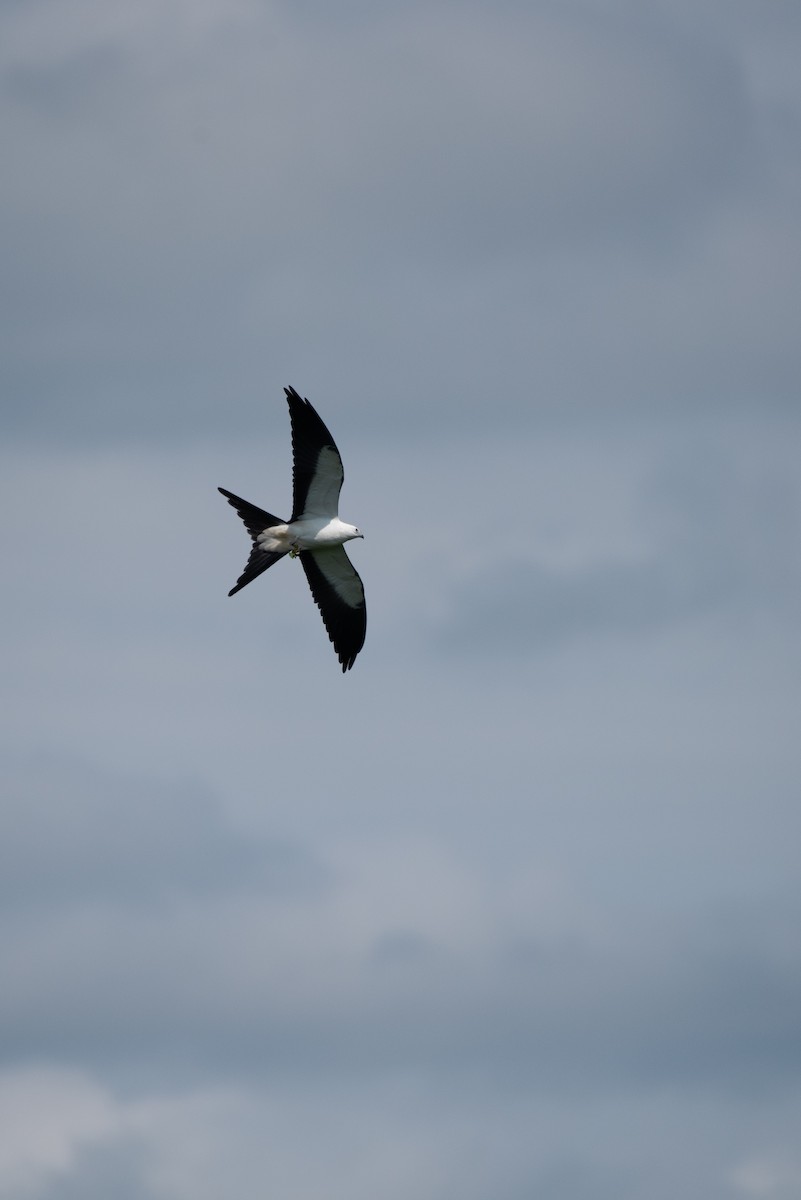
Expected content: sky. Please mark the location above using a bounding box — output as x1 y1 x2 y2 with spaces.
2 0 801 1196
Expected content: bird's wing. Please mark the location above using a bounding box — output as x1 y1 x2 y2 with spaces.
300 546 366 672
285 386 345 520
218 487 287 596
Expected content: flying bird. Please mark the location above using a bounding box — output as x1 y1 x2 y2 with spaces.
219 386 366 672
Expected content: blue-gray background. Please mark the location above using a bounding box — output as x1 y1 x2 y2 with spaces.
2 1 800 1197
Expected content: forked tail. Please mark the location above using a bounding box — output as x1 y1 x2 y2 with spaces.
218 487 288 596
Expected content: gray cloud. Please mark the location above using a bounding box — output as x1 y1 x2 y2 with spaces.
1 3 801 1198
2 0 800 441
2 745 799 1098
433 420 801 655
434 554 725 656
38 1141 156 1200
0 755 330 910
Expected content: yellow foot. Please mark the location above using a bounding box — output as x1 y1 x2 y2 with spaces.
289 546 300 559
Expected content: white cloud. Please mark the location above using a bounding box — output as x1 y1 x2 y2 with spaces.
730 1156 801 1198
3 1064 801 1200
0 1067 116 1198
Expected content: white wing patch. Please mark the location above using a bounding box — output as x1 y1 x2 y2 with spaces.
301 446 344 517
314 545 364 607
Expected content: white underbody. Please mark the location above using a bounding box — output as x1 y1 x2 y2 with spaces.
258 515 362 555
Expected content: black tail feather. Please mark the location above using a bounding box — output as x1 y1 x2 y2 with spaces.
218 487 288 596
227 546 286 595
218 488 284 536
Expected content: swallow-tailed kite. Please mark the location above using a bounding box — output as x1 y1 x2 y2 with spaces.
219 386 366 672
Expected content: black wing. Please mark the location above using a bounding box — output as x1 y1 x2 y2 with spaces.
218 487 287 596
300 546 366 672
285 386 345 521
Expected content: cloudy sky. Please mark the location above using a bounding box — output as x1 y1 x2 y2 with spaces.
2 0 801 1196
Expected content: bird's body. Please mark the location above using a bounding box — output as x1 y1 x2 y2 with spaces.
255 515 362 556
219 386 366 672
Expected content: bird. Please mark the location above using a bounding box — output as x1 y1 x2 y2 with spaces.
218 386 366 672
